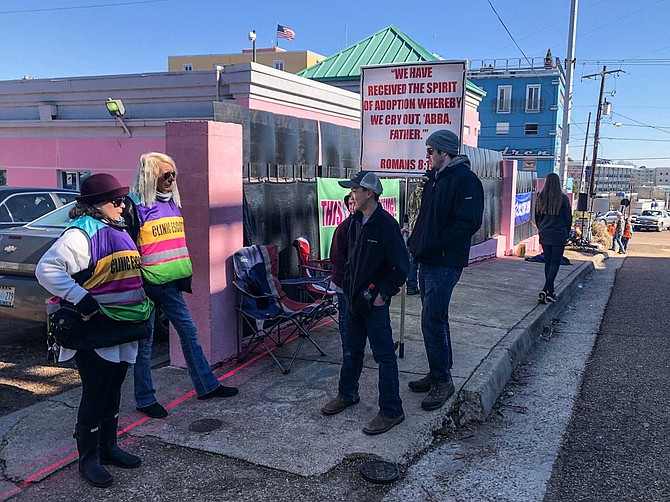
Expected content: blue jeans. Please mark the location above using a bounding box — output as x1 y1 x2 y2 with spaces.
611 232 625 253
134 281 219 407
338 301 403 418
336 292 348 347
418 263 463 382
406 250 419 291
542 245 565 294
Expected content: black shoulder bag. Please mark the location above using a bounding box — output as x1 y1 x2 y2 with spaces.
48 301 151 351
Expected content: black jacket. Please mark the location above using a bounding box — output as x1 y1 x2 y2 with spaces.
329 216 352 288
343 204 409 316
535 194 572 246
408 156 484 267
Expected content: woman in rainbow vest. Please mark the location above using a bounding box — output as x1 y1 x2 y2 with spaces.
124 152 238 420
36 173 153 488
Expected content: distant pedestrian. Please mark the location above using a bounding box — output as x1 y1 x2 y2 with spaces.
36 173 153 488
321 171 409 435
124 152 238 419
610 213 625 254
407 129 484 411
535 172 572 304
401 179 425 295
621 217 633 252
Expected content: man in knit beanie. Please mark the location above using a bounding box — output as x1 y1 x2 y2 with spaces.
407 129 484 411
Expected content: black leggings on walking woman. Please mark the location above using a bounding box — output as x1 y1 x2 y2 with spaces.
542 244 565 294
74 350 129 427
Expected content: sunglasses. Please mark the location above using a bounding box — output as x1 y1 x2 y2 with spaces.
162 171 177 181
108 197 125 208
426 147 435 155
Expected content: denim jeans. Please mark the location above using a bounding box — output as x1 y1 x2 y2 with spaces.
336 292 348 347
611 232 625 253
418 263 463 383
134 281 219 406
406 250 419 291
338 301 403 418
542 244 565 294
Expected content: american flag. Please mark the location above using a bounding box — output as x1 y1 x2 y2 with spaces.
277 24 295 41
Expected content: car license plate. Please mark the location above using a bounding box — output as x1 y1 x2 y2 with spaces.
0 286 15 307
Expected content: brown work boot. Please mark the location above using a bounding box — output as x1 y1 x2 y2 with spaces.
408 374 432 393
321 395 360 416
421 377 455 411
363 413 405 435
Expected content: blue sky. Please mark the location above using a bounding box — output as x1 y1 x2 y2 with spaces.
1 0 669 168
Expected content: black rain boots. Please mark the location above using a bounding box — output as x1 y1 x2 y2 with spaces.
99 413 141 469
75 424 113 488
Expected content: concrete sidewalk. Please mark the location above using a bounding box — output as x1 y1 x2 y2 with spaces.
0 250 608 500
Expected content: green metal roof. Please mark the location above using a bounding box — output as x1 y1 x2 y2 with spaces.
298 25 485 96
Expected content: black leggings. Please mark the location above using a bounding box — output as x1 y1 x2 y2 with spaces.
74 350 129 428
542 244 565 294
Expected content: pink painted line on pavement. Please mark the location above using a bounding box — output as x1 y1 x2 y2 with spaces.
0 318 336 500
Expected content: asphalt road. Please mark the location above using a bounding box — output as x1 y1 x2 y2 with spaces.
544 228 670 501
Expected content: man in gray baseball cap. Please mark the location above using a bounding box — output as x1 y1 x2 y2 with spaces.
322 170 408 435
337 170 383 196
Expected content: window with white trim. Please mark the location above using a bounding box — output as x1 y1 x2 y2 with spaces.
496 85 512 113
182 64 193 71
496 122 510 135
526 85 541 112
273 60 285 71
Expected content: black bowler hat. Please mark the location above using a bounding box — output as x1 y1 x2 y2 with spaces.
76 173 129 205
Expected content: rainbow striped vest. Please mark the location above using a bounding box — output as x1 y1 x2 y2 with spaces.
67 216 153 322
130 195 193 286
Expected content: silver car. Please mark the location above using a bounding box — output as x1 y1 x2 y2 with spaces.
0 203 168 340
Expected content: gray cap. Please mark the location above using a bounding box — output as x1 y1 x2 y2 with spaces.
338 171 383 196
426 129 460 155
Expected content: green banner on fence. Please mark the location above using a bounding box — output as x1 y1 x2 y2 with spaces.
316 177 400 259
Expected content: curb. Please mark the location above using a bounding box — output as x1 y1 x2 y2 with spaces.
457 252 608 424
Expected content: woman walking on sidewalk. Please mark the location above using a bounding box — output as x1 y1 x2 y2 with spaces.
36 174 154 488
535 173 572 304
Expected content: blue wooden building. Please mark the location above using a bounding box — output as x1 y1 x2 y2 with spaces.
468 54 566 179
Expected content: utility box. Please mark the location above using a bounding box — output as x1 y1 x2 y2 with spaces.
592 197 610 215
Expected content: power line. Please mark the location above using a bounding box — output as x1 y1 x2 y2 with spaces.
612 111 670 136
0 0 167 15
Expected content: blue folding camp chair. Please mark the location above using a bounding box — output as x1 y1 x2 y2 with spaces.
233 244 328 374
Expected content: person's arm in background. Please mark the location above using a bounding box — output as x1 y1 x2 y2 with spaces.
562 195 573 235
374 219 409 305
121 196 140 242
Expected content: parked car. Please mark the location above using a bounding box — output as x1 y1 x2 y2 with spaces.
0 202 168 340
633 209 670 232
0 187 78 229
596 210 623 225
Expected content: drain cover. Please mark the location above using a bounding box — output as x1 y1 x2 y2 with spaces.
188 418 223 433
360 460 399 484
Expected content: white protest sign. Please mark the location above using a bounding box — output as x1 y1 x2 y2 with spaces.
360 61 467 174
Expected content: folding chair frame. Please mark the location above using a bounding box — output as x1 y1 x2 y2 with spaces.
233 245 328 374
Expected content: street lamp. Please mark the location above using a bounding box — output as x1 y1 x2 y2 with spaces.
214 65 224 102
248 30 257 63
105 98 131 137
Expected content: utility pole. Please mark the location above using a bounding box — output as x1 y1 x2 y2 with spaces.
559 0 578 187
578 111 591 194
583 66 622 205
